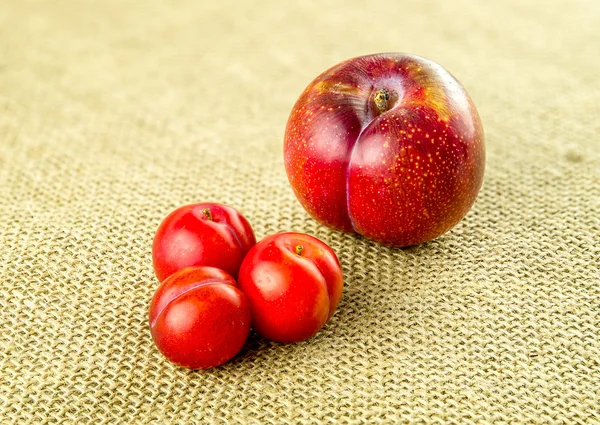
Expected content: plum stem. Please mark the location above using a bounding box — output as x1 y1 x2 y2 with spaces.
295 245 304 256
202 208 213 221
374 88 391 113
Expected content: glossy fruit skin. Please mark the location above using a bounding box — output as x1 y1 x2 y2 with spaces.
149 266 251 370
238 232 343 343
152 203 256 282
284 53 485 247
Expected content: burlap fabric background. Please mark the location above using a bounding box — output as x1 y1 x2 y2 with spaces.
1 1 599 423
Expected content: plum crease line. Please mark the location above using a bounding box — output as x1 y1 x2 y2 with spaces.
344 101 377 231
226 222 245 256
278 239 329 296
150 280 231 328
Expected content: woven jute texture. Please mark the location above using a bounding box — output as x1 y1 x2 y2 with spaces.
1 0 599 423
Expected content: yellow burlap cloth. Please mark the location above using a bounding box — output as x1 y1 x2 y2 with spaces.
1 0 598 423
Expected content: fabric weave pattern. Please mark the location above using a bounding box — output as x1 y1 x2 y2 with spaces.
1 1 598 423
